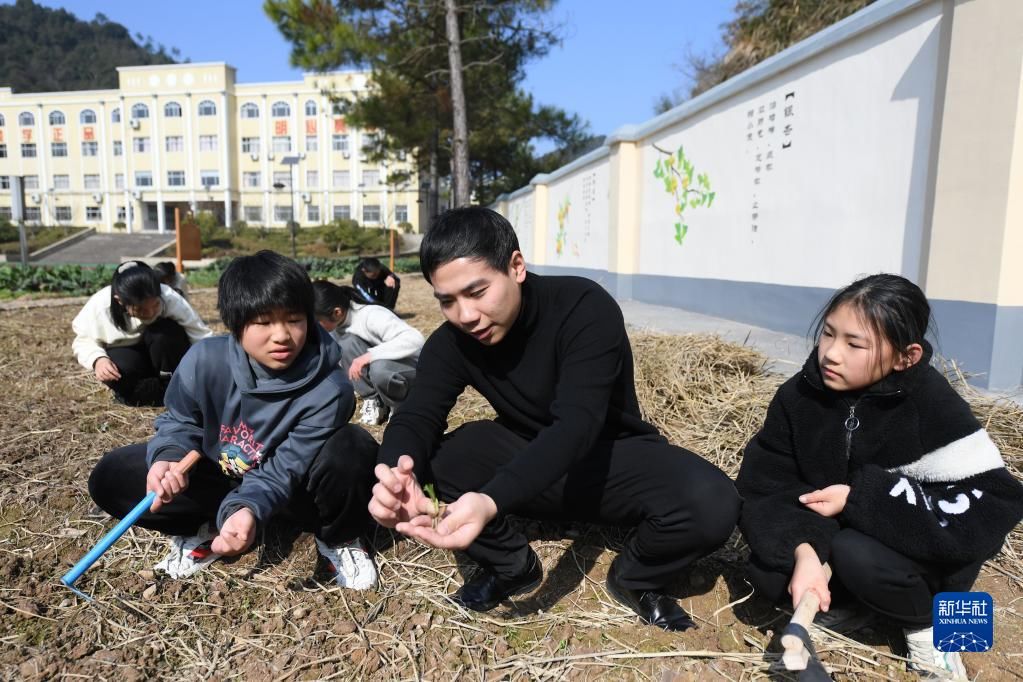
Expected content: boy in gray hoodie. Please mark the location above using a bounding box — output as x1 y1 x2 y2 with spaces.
89 251 379 589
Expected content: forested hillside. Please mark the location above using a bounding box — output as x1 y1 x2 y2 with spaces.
0 0 178 93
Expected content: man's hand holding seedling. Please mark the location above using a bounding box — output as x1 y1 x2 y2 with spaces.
369 455 433 528
397 492 497 550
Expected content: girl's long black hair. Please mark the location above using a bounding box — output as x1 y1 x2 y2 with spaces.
110 261 163 331
811 273 933 357
312 280 372 320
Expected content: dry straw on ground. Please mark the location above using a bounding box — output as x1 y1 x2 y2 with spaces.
1 276 1020 680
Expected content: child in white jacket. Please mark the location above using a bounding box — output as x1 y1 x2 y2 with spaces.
72 261 213 406
313 280 424 425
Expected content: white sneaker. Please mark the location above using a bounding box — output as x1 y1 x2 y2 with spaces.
359 397 390 426
315 537 378 590
154 523 221 579
904 626 968 680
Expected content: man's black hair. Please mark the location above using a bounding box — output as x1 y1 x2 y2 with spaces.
110 260 162 331
419 206 520 283
218 250 315 339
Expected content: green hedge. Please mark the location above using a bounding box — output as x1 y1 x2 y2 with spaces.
0 256 422 296
0 263 117 296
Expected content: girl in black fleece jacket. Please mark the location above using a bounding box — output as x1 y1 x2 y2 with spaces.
736 274 1022 680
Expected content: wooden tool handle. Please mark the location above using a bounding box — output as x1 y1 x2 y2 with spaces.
174 450 203 474
781 562 832 671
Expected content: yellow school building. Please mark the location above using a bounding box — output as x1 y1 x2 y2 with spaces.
0 63 421 233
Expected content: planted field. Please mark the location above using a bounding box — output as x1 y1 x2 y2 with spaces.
1 276 1020 680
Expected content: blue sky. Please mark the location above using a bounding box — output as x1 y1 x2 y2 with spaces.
23 1 735 140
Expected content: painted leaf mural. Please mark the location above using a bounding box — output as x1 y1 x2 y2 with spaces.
554 196 571 257
652 144 715 245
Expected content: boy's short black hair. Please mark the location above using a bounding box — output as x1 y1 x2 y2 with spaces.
419 207 520 283
218 250 315 338
153 261 177 283
358 257 384 275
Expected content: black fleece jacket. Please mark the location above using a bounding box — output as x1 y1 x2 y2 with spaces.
378 272 659 512
736 343 1022 583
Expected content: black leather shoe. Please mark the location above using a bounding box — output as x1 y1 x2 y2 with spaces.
452 551 543 612
605 561 697 631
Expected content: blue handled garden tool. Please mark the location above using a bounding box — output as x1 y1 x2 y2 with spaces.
61 450 202 601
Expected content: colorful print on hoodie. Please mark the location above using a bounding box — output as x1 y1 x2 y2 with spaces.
146 325 354 529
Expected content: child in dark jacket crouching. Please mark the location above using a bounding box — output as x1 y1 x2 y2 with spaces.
89 251 379 589
736 273 1022 680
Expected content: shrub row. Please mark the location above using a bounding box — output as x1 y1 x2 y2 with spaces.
0 255 422 296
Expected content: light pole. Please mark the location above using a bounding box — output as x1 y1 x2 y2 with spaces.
279 155 302 259
271 181 295 259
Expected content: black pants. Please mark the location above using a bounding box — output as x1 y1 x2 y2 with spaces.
88 424 379 545
428 420 741 591
746 528 983 626
105 318 191 406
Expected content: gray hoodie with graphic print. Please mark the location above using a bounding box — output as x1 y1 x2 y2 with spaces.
146 325 353 529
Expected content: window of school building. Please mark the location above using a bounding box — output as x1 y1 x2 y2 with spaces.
332 170 350 189
272 136 292 153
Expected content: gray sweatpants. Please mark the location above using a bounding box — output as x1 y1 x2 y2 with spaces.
335 333 417 411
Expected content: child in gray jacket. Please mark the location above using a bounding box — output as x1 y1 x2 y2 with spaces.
89 252 379 589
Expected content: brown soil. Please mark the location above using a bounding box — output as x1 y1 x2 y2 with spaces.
1 275 1019 680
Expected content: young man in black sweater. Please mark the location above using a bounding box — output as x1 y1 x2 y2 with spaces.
369 207 740 631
